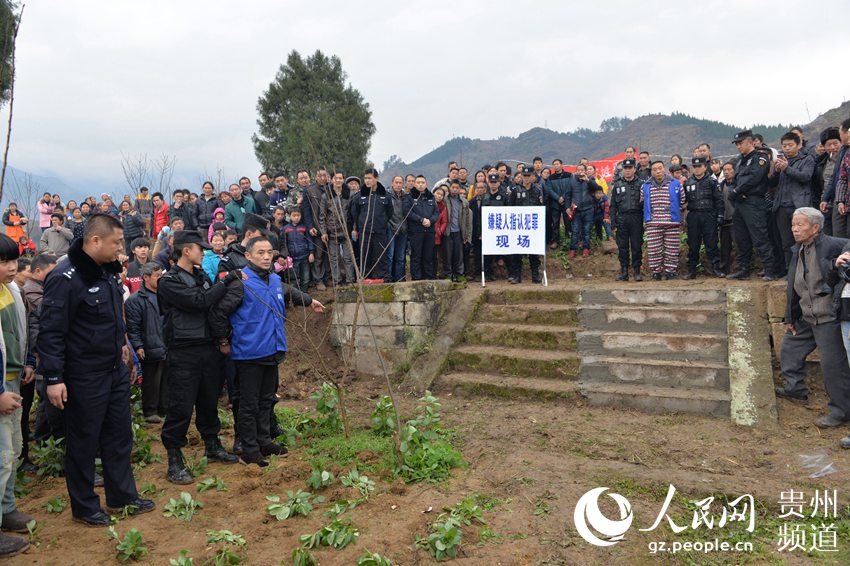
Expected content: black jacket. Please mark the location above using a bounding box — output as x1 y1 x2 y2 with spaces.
196 195 222 228
169 202 198 230
785 233 849 323
609 176 644 225
157 263 233 348
120 211 145 240
319 186 352 238
684 174 724 216
350 182 393 234
125 285 167 361
217 243 248 277
37 239 126 384
405 189 440 234
730 149 770 201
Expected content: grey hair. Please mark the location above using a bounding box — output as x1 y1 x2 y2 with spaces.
141 262 163 278
793 207 824 228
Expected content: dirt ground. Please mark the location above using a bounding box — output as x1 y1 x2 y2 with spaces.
10 251 850 566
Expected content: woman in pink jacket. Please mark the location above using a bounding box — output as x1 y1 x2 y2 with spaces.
37 192 54 232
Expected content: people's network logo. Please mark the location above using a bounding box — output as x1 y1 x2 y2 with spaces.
573 487 634 547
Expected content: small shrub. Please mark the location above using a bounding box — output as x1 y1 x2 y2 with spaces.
370 396 396 437
306 469 334 491
416 517 462 561
310 382 342 432
340 469 375 500
31 437 65 478
266 490 321 521
299 516 360 550
108 526 148 563
163 492 203 522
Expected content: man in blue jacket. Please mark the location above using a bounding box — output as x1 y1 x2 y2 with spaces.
215 236 324 467
644 161 685 280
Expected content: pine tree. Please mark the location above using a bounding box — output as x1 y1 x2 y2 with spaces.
252 50 375 176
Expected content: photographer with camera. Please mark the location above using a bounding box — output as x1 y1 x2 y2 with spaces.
776 207 850 434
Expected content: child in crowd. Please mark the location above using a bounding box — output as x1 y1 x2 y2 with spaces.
202 232 226 283
433 186 448 278
591 186 613 242
208 208 227 243
17 236 35 259
281 208 314 293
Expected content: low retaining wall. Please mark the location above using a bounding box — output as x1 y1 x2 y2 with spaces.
329 280 461 375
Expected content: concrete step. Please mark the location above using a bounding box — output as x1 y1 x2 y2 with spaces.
464 322 577 350
437 372 580 400
475 303 578 326
576 330 728 363
445 345 580 379
580 356 729 390
487 288 580 305
580 288 726 307
580 382 731 418
578 304 727 334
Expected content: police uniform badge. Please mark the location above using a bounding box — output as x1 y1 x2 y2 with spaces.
758 157 767 167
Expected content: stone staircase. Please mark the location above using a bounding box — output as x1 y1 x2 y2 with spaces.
577 288 732 417
435 288 582 399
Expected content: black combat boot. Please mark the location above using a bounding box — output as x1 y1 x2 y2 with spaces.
204 438 239 464
727 269 751 280
683 269 697 280
531 268 542 284
633 268 643 282
713 263 725 278
166 449 193 485
616 268 628 281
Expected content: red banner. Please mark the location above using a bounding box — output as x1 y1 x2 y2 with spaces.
562 152 629 183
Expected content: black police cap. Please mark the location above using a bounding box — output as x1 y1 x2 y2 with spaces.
522 166 535 176
488 173 500 182
243 212 270 234
622 159 636 168
173 230 212 250
692 156 709 166
732 129 754 143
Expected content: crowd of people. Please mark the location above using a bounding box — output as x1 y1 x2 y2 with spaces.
0 118 847 556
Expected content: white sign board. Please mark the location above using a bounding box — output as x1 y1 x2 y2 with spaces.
481 206 546 256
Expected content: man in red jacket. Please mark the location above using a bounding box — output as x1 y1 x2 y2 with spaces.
151 193 169 239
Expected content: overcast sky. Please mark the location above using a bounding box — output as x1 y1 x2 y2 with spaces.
2 0 849 195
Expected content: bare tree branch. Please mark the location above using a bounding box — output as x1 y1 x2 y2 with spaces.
0 7 22 203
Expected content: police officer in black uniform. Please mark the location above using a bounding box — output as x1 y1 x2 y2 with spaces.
482 173 508 280
404 175 440 281
159 231 242 484
727 130 781 281
609 159 644 281
508 166 544 284
683 156 725 280
38 214 154 525
350 168 394 281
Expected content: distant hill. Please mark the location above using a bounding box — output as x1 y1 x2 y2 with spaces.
381 101 850 184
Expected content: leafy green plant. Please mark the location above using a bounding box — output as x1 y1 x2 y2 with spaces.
398 392 465 483
186 455 208 478
478 526 503 544
324 499 359 518
108 526 148 563
370 396 397 437
163 492 203 522
275 407 315 446
266 490 323 520
357 550 392 565
445 495 485 526
340 469 375 499
217 407 234 429
306 468 334 490
291 547 316 566
25 519 40 547
140 482 158 496
310 382 342 432
43 496 66 513
416 516 462 561
169 550 194 565
31 437 65 478
14 460 32 498
299 516 360 550
206 530 246 566
131 420 162 469
196 476 228 493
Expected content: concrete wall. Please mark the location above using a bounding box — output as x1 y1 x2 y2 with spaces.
329 280 460 375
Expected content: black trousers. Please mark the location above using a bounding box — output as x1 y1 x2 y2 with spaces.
508 255 541 281
408 231 436 280
549 206 570 244
775 206 796 271
615 213 644 270
472 238 482 277
444 232 464 278
140 360 168 417
161 344 223 450
686 210 720 270
64 368 137 517
360 231 388 280
19 380 34 463
732 198 777 275
719 222 733 274
34 377 65 441
766 208 785 274
234 360 281 455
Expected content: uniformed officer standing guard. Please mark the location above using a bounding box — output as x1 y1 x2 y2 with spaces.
683 156 725 280
727 130 781 280
38 214 154 526
610 159 644 281
508 166 544 284
158 231 242 484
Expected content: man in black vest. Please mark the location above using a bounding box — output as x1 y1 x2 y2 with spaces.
609 159 644 281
